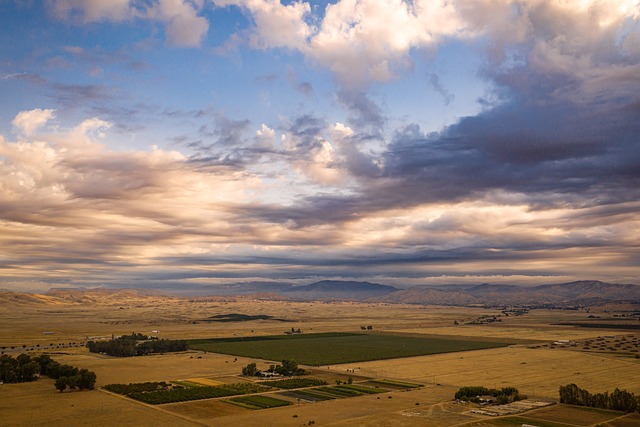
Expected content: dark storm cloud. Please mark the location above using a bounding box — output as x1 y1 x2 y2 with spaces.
382 83 640 209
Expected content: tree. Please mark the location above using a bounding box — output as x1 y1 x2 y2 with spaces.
275 359 302 376
242 363 260 376
55 377 68 392
34 354 53 375
77 369 97 390
18 361 41 382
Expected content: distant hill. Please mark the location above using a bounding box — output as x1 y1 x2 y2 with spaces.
2 280 638 306
283 280 398 301
0 290 64 305
376 280 640 306
45 288 175 305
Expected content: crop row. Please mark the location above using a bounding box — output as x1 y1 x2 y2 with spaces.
103 381 174 395
288 384 389 402
367 379 422 389
227 395 292 409
105 381 271 405
260 377 328 389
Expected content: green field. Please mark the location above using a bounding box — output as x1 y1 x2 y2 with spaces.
104 382 270 405
188 332 512 365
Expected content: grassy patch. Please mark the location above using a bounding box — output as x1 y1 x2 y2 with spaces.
227 395 292 409
187 332 511 365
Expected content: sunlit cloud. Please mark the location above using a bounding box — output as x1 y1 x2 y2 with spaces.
1 1 639 290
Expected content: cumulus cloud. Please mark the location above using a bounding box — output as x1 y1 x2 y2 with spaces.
12 108 56 136
305 0 461 85
213 0 312 49
147 0 210 47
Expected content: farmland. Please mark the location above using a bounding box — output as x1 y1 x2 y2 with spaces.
1 293 640 426
188 332 513 365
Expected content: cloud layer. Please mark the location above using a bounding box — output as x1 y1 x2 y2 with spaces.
1 0 639 290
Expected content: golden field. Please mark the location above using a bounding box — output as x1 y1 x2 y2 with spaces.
1 292 639 426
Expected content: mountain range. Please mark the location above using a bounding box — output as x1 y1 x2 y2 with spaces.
2 280 639 306
375 280 640 306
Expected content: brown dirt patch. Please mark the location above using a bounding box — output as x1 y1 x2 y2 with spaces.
608 413 640 427
163 399 248 419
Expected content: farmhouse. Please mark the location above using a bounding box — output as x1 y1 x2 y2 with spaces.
259 372 280 378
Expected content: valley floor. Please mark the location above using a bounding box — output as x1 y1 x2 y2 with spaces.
1 296 639 426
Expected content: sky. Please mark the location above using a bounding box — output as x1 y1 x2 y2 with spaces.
1 0 639 293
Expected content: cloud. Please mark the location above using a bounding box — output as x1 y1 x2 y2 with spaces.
12 109 56 136
214 0 312 50
429 73 454 105
49 0 209 47
304 0 460 85
336 90 385 133
147 0 210 47
3 1 640 288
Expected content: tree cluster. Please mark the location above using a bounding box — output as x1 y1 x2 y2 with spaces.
455 386 523 404
559 384 639 413
269 359 305 376
0 354 96 392
0 354 41 383
242 359 305 377
54 370 97 392
136 339 187 355
86 333 185 357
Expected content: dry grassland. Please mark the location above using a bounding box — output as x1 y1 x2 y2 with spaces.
44 350 259 386
2 294 640 426
523 404 624 426
200 384 459 427
608 414 640 427
0 379 202 426
332 346 640 399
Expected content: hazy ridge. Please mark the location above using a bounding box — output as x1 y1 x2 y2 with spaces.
2 280 639 306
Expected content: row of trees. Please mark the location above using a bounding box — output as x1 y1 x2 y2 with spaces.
559 384 639 413
0 354 96 392
54 370 97 392
86 333 186 357
455 386 524 404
